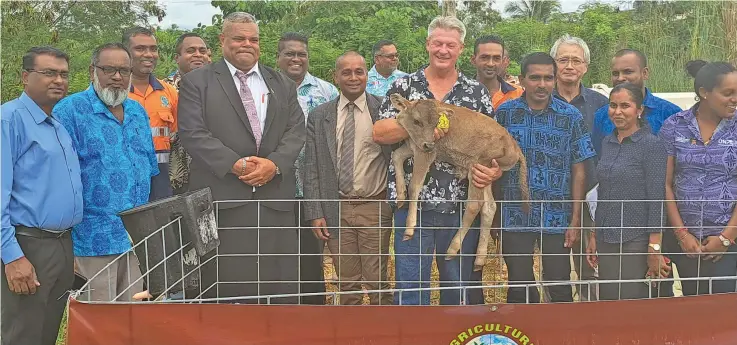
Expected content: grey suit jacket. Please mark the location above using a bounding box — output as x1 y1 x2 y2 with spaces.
303 92 391 226
177 59 305 211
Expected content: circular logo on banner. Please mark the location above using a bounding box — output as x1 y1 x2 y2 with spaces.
450 324 535 345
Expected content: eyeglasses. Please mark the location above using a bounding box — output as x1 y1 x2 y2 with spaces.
556 57 585 66
377 53 400 59
25 69 69 79
94 65 132 77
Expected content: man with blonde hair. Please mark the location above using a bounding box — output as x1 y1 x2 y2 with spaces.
373 16 501 305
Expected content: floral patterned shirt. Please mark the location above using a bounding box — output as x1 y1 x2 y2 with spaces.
163 71 191 193
379 65 494 214
295 72 339 198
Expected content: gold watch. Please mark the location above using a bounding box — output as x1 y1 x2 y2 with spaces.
648 243 661 252
718 235 732 247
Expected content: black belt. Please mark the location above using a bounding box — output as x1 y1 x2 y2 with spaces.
15 226 70 239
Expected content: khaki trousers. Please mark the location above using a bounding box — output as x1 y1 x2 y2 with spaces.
328 200 392 305
75 252 143 302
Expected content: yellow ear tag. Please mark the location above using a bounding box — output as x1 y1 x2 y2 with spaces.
437 112 450 130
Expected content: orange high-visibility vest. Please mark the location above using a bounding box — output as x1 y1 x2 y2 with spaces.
128 75 178 164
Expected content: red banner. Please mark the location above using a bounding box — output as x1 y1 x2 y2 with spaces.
68 294 737 345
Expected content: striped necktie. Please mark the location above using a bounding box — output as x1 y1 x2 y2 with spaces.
235 70 262 151
338 102 355 194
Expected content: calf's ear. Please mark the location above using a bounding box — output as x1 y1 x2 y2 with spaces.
437 108 455 117
390 93 411 111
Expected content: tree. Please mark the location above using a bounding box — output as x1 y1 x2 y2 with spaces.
212 0 300 24
458 0 502 35
442 0 457 17
1 0 166 102
504 0 561 23
3 0 732 102
725 1 737 65
210 1 440 80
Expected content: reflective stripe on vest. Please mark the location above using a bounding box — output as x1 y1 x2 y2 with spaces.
151 126 170 137
156 152 170 164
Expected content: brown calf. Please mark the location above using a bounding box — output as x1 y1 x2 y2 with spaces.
390 94 529 271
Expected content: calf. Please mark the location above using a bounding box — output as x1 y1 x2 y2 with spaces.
390 94 529 271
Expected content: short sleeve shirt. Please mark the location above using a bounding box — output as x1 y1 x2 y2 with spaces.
596 127 667 243
379 65 495 214
367 66 408 97
592 88 681 155
553 84 609 190
128 75 179 154
496 96 596 234
658 105 737 239
54 86 160 256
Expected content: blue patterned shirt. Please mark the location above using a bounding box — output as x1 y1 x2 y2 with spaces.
592 88 681 155
496 96 596 234
295 72 339 198
366 65 407 97
53 86 159 256
379 65 495 214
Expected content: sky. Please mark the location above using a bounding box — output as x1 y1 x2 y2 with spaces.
156 0 221 29
157 0 611 30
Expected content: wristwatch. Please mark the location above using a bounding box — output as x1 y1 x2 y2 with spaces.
718 234 733 247
648 243 661 251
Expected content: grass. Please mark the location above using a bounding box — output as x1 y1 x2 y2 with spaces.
323 232 543 305
57 307 68 345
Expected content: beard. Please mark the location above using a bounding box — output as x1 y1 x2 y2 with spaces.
93 71 130 107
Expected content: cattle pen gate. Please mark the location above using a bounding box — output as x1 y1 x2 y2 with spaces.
67 191 737 345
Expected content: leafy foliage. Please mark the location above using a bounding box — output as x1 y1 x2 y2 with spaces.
2 0 736 103
1 0 166 101
504 0 561 23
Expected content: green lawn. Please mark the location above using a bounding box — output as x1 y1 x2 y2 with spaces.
56 307 67 345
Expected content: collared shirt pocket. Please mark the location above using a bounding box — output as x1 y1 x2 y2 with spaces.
158 110 175 128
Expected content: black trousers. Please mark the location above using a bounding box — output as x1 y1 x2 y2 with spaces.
671 241 737 296
149 162 173 201
200 202 299 304
502 231 573 303
1 230 74 345
597 240 650 300
295 199 326 305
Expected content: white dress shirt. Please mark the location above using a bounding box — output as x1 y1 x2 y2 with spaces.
224 59 269 133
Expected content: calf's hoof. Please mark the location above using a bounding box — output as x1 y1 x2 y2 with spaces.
445 244 461 259
473 258 486 272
